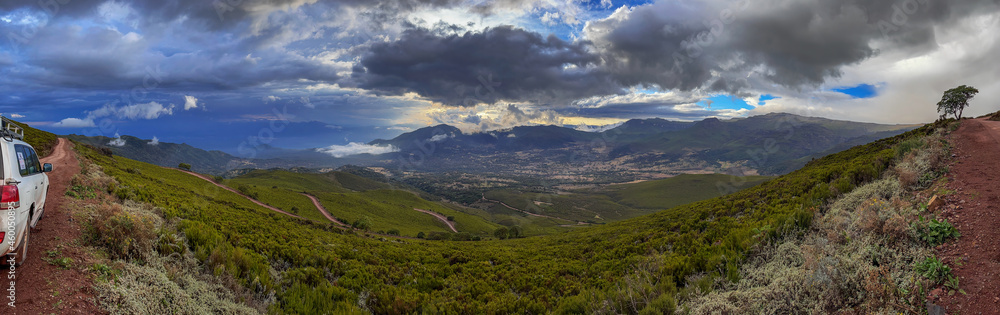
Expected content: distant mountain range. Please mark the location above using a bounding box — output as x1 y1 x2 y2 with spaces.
368 113 918 176
67 113 919 178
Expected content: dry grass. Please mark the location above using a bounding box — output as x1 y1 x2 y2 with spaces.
94 252 263 314
683 127 953 314
72 160 266 314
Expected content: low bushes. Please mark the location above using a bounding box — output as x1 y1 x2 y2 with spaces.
683 123 957 313
70 159 265 314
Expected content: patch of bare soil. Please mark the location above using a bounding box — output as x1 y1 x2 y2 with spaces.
931 118 1000 313
11 138 103 314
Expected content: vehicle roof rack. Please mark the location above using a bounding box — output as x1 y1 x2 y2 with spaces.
0 116 24 140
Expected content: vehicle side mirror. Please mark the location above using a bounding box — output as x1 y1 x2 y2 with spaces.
43 163 52 173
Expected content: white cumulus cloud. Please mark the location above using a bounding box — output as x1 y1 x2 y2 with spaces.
316 142 398 157
51 101 176 128
108 133 126 147
429 133 454 142
148 136 159 145
183 95 199 110
263 95 281 103
52 117 96 128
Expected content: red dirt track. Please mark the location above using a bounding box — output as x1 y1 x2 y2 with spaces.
13 138 102 314
932 118 1000 312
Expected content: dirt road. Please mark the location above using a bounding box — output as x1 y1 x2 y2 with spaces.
14 138 102 314
413 208 457 233
481 195 583 224
176 169 305 220
300 193 349 228
933 118 1000 312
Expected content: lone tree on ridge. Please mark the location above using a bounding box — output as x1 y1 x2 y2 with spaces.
936 85 979 120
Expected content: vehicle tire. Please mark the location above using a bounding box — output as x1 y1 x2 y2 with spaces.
11 227 28 266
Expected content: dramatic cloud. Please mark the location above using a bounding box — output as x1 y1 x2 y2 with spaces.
4 0 1000 151
585 0 999 93
316 142 399 157
352 26 622 106
426 103 566 132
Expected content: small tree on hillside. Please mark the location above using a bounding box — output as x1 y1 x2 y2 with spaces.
494 227 509 240
178 163 192 171
936 85 979 120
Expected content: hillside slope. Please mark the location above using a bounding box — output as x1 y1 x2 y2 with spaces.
67 134 238 173
224 169 498 237
8 118 59 157
72 121 935 313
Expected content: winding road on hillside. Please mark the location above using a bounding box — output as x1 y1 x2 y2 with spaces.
300 193 350 228
17 139 102 314
413 208 458 233
176 169 305 219
480 194 587 226
931 118 1000 313
177 170 457 236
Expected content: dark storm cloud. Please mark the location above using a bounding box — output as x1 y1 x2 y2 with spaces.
587 0 1000 92
0 0 469 32
0 24 340 92
352 26 623 106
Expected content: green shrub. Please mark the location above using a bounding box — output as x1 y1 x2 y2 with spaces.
915 256 958 288
912 216 960 246
894 138 924 158
74 122 946 313
82 201 161 260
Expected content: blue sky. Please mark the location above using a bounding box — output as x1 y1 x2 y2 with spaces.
833 84 879 99
1 0 998 155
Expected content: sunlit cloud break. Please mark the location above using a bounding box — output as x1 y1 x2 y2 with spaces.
316 142 399 158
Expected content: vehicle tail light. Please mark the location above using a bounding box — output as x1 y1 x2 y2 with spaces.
1 185 19 209
0 232 5 243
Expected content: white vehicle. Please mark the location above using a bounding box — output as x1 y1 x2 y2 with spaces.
0 117 52 266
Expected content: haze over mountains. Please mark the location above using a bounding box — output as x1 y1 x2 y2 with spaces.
69 113 917 180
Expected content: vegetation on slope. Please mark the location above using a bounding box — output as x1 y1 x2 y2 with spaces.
67 134 237 174
73 121 936 313
69 160 263 314
10 118 59 157
606 174 772 209
683 121 958 313
224 169 498 237
987 110 1000 121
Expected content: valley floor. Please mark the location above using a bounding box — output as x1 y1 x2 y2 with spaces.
932 118 1000 312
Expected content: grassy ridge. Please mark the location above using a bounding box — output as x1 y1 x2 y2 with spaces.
227 169 499 237
229 169 355 193
76 123 931 313
10 119 59 157
223 183 327 222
